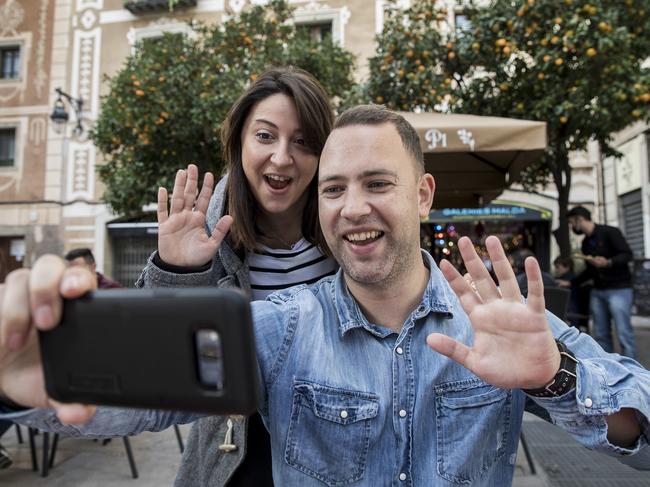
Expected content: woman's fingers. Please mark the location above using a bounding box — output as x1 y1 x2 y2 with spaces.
485 236 521 301
210 216 233 248
157 187 168 224
183 164 199 211
457 236 500 302
169 169 187 215
195 172 214 215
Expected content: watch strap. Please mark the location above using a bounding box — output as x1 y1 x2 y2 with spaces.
523 339 578 398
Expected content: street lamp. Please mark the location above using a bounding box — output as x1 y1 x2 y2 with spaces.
50 87 84 136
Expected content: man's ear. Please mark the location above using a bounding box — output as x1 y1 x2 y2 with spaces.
418 173 435 218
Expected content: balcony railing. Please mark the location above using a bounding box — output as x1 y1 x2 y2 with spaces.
124 0 197 14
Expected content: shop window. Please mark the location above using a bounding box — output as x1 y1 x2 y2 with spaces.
0 128 16 167
0 45 20 80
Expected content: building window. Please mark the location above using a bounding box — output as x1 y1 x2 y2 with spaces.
0 45 20 80
0 128 16 167
127 22 192 53
454 13 472 37
298 21 333 43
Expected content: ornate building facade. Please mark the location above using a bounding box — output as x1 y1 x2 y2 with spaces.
1 0 641 284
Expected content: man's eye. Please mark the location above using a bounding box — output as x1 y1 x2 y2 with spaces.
368 181 390 189
322 186 343 195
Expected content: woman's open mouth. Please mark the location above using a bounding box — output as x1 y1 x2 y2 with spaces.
265 174 292 190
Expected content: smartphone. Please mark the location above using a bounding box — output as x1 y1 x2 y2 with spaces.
38 288 260 415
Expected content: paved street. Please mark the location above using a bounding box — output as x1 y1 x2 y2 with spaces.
0 320 649 486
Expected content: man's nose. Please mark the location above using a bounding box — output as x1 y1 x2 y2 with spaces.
340 190 371 220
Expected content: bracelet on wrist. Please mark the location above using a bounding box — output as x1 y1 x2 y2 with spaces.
523 340 578 398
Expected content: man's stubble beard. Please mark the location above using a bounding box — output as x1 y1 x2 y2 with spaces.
335 232 419 291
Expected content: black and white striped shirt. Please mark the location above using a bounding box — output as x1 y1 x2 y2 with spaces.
248 239 338 301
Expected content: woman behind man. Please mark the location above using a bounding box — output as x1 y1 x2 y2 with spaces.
136 67 337 485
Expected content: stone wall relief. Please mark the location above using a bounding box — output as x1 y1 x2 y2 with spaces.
0 0 30 103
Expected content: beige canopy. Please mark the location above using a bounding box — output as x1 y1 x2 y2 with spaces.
399 112 547 208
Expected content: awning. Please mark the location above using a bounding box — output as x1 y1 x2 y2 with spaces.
399 112 547 208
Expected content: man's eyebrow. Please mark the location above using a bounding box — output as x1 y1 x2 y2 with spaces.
318 170 398 186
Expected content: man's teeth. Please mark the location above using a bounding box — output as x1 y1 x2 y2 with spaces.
267 175 291 182
346 231 382 242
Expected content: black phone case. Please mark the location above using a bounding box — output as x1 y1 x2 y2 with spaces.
38 288 260 415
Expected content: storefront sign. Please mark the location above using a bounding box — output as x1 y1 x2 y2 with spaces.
424 203 551 222
425 128 476 151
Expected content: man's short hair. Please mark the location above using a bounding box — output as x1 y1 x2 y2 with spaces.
64 247 95 265
334 105 425 175
553 255 573 271
567 206 591 221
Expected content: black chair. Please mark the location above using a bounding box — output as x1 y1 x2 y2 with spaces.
28 429 138 478
543 286 570 321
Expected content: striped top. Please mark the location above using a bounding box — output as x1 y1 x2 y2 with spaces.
248 238 338 301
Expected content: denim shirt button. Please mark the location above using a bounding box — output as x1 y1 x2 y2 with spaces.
340 410 349 419
399 409 407 418
584 397 593 408
396 347 404 355
399 473 407 481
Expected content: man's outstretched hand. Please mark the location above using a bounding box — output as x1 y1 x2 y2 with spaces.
426 236 560 390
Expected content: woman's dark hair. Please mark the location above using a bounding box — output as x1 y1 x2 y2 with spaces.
221 67 334 251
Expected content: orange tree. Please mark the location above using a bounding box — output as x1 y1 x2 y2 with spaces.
365 0 650 256
91 0 355 217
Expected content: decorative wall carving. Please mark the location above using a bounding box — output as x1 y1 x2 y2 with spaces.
72 28 100 116
33 0 48 99
28 116 46 148
0 0 24 37
67 141 95 200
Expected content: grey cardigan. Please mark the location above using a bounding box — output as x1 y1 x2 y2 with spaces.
136 176 255 487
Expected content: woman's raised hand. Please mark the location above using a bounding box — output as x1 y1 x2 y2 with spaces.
157 164 233 268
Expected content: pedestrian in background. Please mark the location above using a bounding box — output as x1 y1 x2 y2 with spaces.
64 248 123 289
567 206 636 358
512 248 555 296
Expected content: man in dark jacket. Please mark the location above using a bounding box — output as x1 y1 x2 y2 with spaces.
64 248 123 289
567 206 636 358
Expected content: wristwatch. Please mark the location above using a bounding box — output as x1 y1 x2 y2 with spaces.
523 340 578 398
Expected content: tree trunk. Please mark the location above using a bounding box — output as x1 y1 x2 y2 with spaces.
553 149 572 258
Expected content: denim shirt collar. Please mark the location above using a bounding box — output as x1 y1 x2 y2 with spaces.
332 250 455 338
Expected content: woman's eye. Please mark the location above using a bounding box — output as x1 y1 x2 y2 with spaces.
255 131 274 141
294 137 306 146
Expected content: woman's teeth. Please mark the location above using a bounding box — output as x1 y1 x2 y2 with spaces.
265 175 291 189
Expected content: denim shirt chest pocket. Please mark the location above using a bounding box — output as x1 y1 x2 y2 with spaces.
285 379 379 486
434 378 513 484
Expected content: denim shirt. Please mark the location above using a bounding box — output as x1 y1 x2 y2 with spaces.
4 252 650 486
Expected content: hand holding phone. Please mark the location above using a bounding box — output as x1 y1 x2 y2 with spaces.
38 288 260 415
